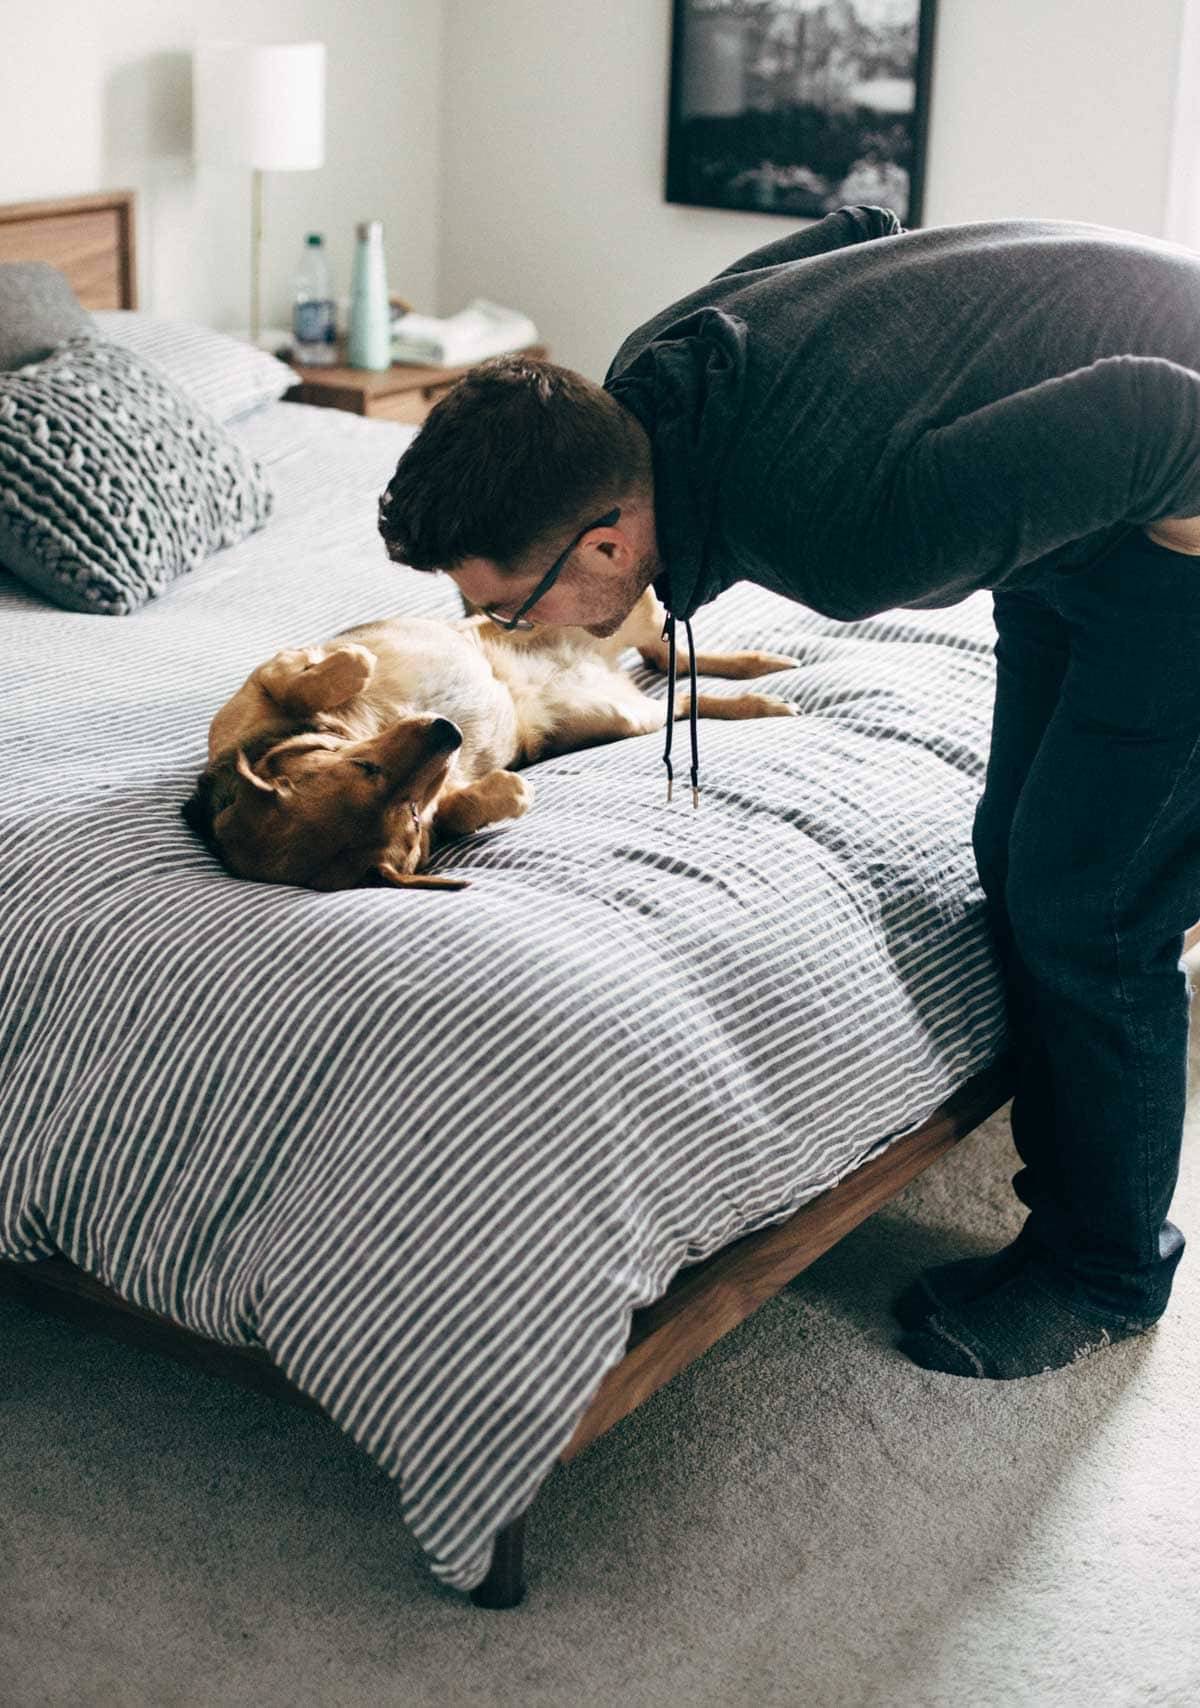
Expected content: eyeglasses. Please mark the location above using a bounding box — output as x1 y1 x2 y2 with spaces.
482 507 621 631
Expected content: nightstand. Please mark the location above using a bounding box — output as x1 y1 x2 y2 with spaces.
285 343 548 426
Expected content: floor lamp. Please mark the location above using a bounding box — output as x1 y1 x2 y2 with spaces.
193 40 326 346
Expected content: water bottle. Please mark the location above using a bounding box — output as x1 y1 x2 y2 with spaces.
292 233 337 366
347 220 391 371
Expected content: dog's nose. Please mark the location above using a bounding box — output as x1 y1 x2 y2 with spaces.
429 717 463 751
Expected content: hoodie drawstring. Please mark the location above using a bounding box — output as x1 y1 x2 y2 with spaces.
660 611 701 809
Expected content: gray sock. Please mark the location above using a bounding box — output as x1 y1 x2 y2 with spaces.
891 1226 1036 1330
895 1260 1159 1380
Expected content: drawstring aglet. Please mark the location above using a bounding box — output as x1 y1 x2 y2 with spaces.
684 616 701 812
661 610 677 806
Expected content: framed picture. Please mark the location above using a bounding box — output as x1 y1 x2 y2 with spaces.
665 0 937 226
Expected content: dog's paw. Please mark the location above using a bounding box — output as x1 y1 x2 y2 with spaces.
697 649 802 679
257 643 376 715
269 645 327 671
741 694 801 718
481 769 535 821
433 770 535 839
745 651 802 674
317 644 376 701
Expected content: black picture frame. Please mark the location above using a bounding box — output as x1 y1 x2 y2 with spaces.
665 0 937 227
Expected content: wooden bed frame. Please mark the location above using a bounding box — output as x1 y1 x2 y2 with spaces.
1 189 1196 1611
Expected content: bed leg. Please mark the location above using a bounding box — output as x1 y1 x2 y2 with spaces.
468 1514 528 1609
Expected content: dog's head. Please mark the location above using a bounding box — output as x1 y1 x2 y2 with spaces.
181 717 469 892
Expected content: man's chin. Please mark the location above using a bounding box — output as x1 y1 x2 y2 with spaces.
582 614 625 638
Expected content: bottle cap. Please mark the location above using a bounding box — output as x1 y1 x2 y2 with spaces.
356 220 383 243
305 233 323 246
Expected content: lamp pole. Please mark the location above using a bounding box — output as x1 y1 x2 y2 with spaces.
193 41 325 346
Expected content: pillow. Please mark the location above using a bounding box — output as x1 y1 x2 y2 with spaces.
90 310 296 423
0 262 93 369
0 335 274 615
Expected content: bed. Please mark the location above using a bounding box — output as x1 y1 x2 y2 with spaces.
1 189 1046 1610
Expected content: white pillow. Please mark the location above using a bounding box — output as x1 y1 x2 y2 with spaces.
89 311 296 423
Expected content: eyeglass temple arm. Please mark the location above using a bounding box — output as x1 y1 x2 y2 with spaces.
490 506 623 628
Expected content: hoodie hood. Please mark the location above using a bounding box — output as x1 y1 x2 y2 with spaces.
603 305 750 807
604 304 749 625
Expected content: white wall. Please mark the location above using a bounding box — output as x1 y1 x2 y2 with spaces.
437 0 1188 381
1 0 1189 368
0 0 444 332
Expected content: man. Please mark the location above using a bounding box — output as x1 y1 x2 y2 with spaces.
377 204 1200 1381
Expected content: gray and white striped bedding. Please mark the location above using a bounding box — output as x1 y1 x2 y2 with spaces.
0 398 1007 1591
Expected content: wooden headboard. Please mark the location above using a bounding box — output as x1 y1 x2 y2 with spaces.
0 189 137 309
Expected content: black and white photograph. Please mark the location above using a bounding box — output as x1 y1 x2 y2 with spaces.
667 0 936 222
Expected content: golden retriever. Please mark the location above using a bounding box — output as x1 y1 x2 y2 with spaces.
181 588 799 892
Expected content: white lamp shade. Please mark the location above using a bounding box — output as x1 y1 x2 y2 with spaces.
193 41 325 171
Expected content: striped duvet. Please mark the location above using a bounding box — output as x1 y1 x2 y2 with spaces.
0 398 1006 1591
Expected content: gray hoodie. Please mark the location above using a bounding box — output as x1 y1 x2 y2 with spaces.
602 204 1200 796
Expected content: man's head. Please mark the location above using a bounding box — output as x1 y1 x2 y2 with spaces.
377 354 662 636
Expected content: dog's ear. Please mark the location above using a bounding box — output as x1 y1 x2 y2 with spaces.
375 857 471 891
235 744 291 798
181 733 292 850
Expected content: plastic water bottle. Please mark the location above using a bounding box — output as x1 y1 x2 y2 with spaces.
347 220 391 371
292 233 337 366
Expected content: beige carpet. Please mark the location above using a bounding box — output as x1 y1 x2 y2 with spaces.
3 1011 1198 1707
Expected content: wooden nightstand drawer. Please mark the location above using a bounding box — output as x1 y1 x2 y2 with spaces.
367 383 459 425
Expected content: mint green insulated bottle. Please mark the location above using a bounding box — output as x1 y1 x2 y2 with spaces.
348 220 391 370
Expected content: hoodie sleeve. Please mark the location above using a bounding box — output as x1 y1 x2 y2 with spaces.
710 205 904 282
838 354 1200 613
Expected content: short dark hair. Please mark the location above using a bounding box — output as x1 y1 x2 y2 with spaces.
376 353 651 577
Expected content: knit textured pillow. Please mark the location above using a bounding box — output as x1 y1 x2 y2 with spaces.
0 334 274 615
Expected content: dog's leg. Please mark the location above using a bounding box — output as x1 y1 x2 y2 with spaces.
640 635 801 681
619 593 800 681
543 690 798 759
677 691 798 721
434 770 535 838
254 644 377 715
372 774 533 890
208 645 379 765
627 690 796 729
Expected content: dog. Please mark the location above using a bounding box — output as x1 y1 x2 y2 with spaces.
181 588 800 892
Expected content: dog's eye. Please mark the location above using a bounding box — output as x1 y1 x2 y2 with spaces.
353 760 383 778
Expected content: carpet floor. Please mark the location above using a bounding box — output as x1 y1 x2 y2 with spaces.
3 1011 1198 1708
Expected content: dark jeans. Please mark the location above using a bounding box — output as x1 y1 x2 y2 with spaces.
974 525 1195 1324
